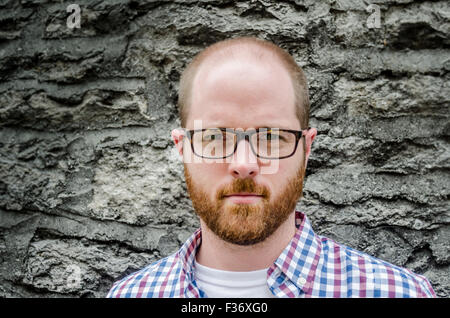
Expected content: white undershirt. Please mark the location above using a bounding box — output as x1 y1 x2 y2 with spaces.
193 261 276 298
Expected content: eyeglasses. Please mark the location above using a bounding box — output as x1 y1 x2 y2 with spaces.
184 127 310 160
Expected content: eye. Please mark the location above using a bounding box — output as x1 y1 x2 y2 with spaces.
259 133 281 141
203 132 224 141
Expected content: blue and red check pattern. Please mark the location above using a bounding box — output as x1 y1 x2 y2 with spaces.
107 211 436 298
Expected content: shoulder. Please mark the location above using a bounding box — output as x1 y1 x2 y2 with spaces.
106 253 183 298
318 236 436 298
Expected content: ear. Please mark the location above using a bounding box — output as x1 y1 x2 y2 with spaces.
304 127 317 165
171 128 185 157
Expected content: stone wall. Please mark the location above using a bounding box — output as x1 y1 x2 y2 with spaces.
0 0 448 297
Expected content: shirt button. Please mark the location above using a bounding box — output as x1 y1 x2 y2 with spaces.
299 277 307 285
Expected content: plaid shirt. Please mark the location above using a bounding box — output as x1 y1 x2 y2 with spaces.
107 211 436 298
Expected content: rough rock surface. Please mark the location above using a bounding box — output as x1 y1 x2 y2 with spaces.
0 0 448 297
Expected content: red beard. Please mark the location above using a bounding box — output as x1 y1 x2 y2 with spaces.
184 161 306 246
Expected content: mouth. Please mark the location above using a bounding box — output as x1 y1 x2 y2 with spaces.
223 193 264 204
224 193 263 197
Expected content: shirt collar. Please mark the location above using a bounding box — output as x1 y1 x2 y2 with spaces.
177 211 321 295
273 211 321 293
178 227 202 279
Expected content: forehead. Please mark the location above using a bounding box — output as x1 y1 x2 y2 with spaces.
187 54 298 130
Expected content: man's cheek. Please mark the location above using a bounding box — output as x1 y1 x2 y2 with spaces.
259 158 279 175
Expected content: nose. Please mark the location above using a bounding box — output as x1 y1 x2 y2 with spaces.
228 137 259 179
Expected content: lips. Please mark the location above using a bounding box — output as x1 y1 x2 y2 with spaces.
224 193 263 197
223 193 265 204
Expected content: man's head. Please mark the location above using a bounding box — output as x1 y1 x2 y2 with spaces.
172 36 317 246
178 37 310 133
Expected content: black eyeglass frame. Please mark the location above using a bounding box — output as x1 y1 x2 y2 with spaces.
184 127 311 160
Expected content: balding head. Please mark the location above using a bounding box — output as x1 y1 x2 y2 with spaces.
177 36 310 130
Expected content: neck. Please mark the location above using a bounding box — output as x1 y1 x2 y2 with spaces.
195 211 297 271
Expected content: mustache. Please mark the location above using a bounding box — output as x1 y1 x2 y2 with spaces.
216 178 270 200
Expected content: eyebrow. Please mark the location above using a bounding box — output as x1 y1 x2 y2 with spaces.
197 126 308 132
210 126 278 129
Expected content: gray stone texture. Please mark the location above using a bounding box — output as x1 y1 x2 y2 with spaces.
0 0 448 297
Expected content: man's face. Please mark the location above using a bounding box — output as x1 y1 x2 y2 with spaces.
173 55 314 246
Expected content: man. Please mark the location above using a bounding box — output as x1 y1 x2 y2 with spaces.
107 36 435 298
